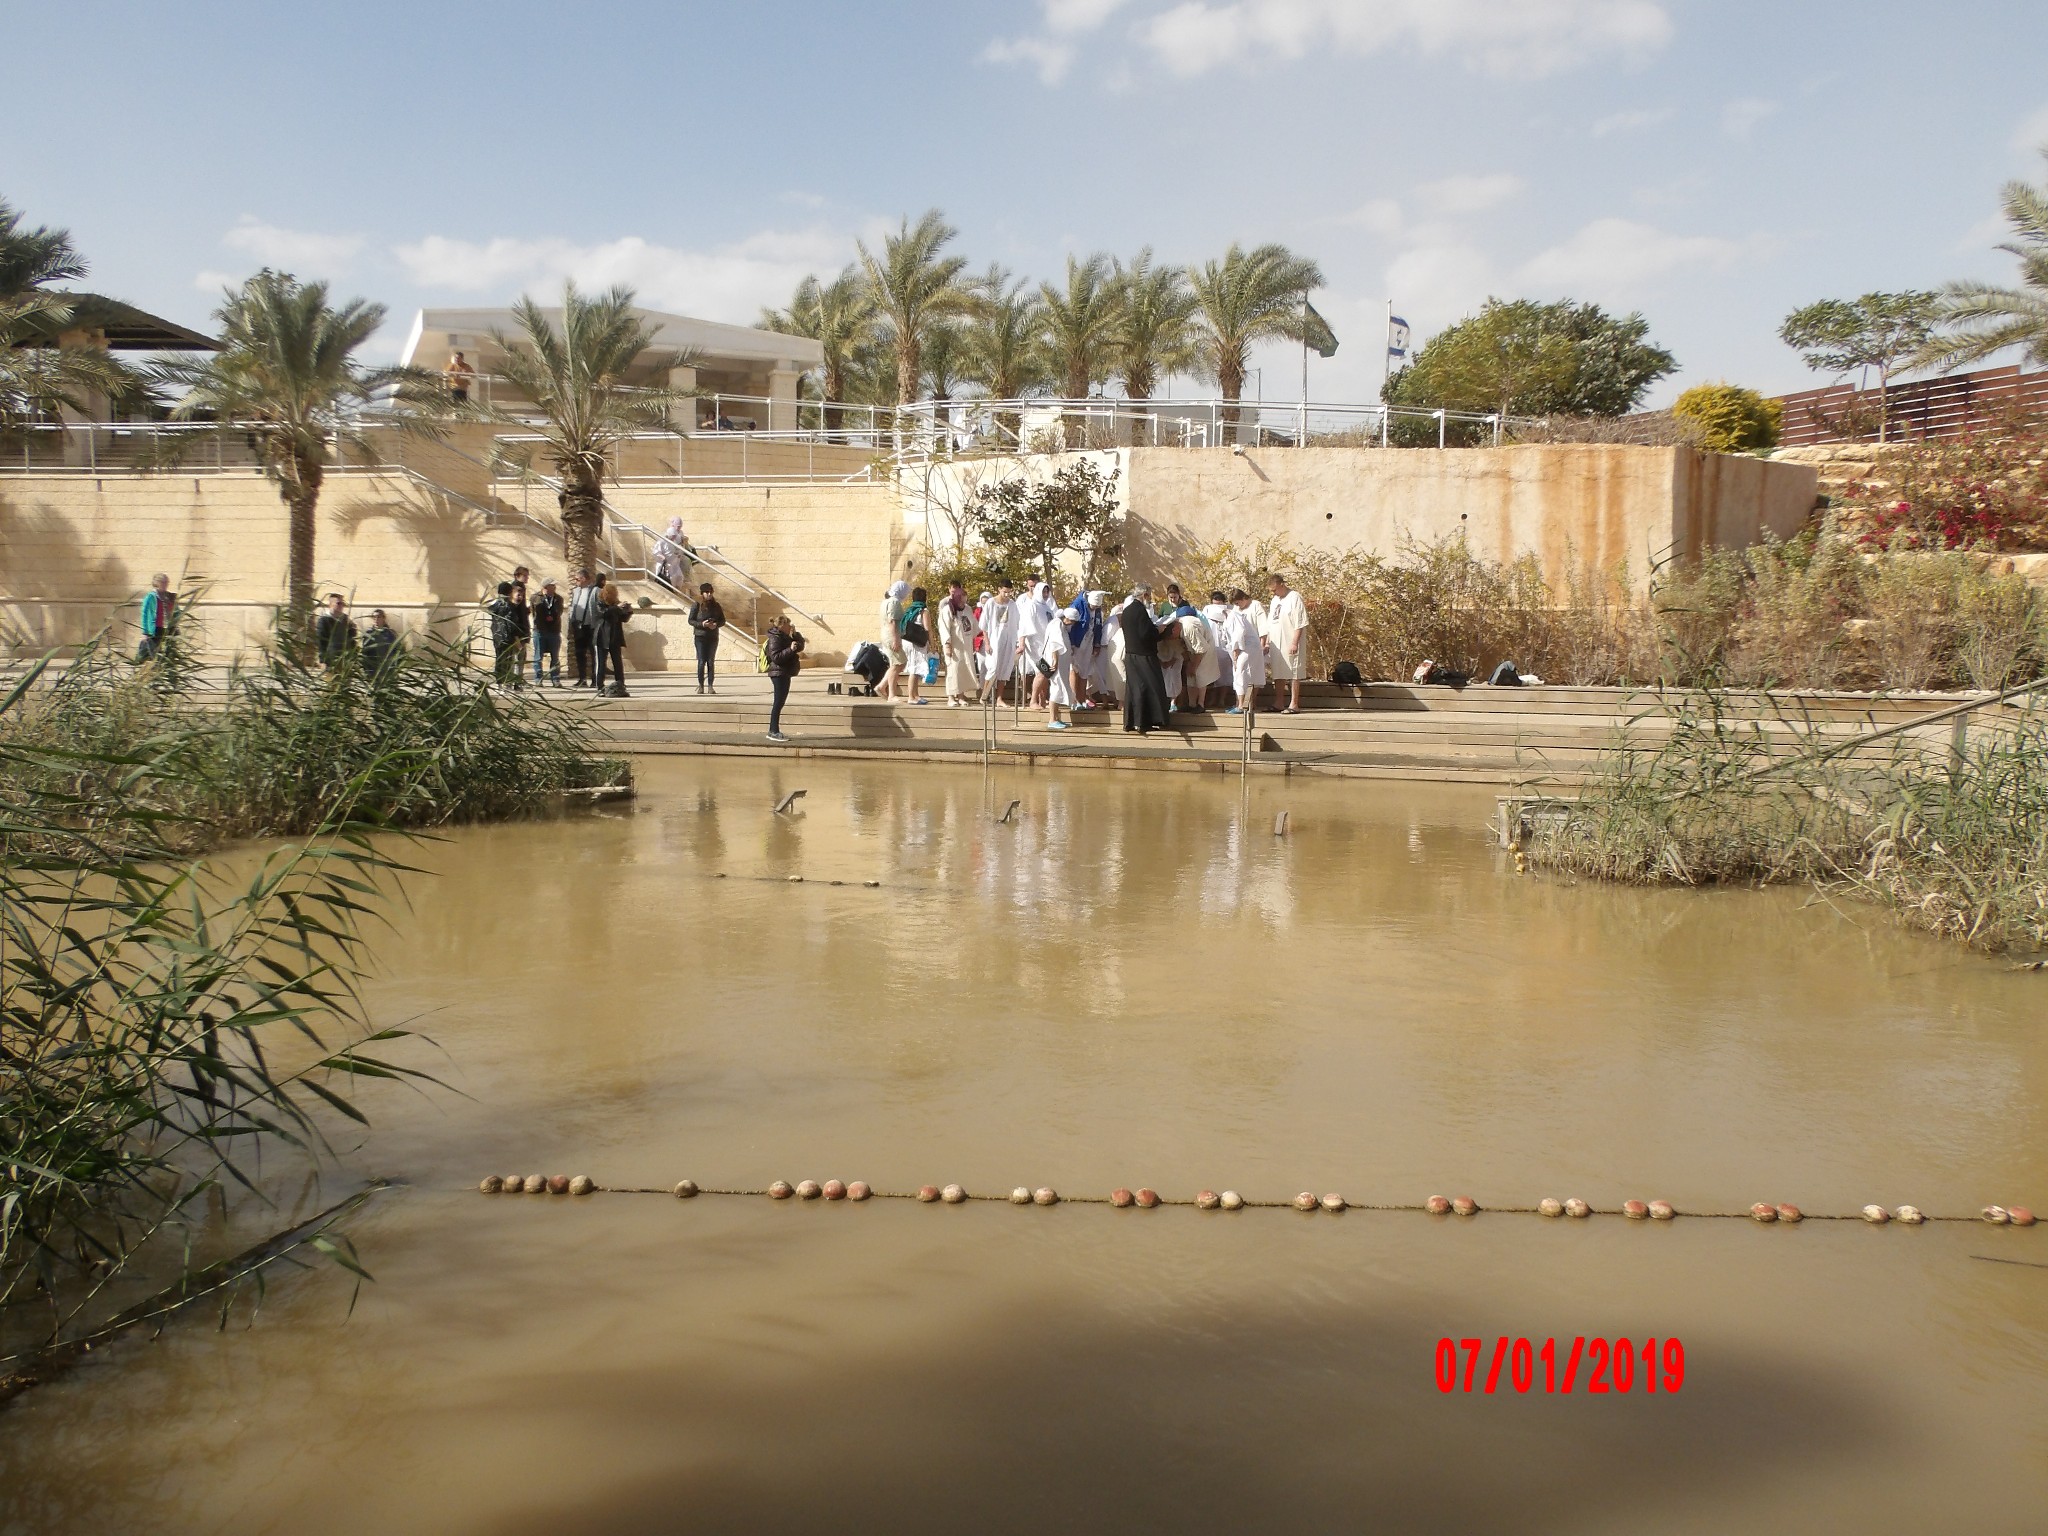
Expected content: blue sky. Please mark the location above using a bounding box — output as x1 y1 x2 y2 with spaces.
7 0 2045 406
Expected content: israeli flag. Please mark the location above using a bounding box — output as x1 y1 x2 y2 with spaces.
1387 315 1412 361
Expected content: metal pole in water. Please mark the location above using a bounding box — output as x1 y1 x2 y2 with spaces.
1273 810 1289 837
774 789 807 815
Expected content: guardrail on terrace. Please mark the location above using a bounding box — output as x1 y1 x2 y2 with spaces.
3 395 1515 478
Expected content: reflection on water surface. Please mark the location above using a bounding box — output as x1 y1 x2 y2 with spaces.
3 757 2045 1534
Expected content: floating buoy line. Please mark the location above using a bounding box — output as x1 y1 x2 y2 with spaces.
473 1175 2035 1228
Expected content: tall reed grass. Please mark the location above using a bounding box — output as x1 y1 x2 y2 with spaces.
1525 685 2048 955
1 626 618 1363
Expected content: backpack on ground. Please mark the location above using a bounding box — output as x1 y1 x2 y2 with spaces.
1331 660 1362 687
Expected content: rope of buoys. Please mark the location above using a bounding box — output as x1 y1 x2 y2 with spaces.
471 1177 2036 1226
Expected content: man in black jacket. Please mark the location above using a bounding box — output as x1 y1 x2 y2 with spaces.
568 570 600 687
360 609 400 677
530 578 564 686
315 594 356 668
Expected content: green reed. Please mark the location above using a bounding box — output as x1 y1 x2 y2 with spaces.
1527 685 2048 955
1 629 618 1361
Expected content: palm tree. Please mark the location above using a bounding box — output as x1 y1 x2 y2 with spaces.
760 265 875 434
1189 242 1326 440
1921 147 2048 372
964 265 1048 448
159 270 443 637
0 198 146 432
856 210 970 405
1040 253 1121 401
964 266 1048 398
1112 249 1197 401
476 283 684 580
921 319 971 414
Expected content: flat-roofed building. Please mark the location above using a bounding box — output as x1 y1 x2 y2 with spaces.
397 306 824 432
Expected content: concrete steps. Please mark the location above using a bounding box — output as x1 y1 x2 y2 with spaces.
563 680 2018 783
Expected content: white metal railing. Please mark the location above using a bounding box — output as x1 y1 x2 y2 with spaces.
887 396 1511 456
488 429 880 486
4 397 1521 486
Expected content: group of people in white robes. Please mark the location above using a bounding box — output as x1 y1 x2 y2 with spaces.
870 573 1312 726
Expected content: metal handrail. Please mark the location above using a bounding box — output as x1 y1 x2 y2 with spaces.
492 456 823 628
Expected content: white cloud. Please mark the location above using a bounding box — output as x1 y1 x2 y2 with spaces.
1044 0 1129 28
192 268 236 294
1334 197 1405 235
2013 102 2048 154
1137 0 1671 81
390 226 849 323
1719 96 1778 140
1416 172 1525 217
1385 241 1497 329
220 216 365 274
1591 106 1674 136
1517 216 1750 295
983 0 1129 85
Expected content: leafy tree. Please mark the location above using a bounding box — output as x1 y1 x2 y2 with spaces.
759 266 876 433
1384 297 1675 418
1779 290 1939 442
961 458 1123 585
474 282 685 580
1188 243 1326 437
1920 147 2048 374
1112 249 1197 401
1671 383 1783 453
0 197 148 431
856 209 970 405
1040 252 1121 400
159 270 444 636
962 264 1049 400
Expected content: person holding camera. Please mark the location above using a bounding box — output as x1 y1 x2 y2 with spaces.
688 582 727 694
763 614 805 743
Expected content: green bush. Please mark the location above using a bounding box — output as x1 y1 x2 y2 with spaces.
1671 383 1783 454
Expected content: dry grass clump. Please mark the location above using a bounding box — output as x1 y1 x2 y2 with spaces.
1153 527 2046 692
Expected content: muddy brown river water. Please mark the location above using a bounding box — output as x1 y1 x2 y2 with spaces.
3 755 2047 1534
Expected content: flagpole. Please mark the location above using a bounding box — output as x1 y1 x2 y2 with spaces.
1382 298 1393 399
1299 292 1309 449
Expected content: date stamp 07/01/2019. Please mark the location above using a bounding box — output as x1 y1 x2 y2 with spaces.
1436 1337 1686 1395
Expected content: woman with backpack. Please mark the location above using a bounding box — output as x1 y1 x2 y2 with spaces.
900 585 930 705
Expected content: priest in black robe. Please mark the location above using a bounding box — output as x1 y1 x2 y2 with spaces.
1119 587 1173 735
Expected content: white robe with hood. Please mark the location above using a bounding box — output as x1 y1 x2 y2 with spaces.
979 593 1020 682
1223 605 1267 692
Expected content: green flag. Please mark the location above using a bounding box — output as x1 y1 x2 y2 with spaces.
1303 299 1339 358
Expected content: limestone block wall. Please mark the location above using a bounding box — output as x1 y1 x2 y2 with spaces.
1122 445 1818 590
0 471 568 661
607 482 905 664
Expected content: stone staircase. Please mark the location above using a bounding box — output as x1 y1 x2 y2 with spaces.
565 678 2015 784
